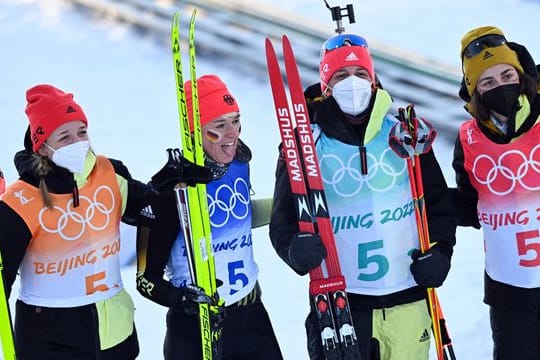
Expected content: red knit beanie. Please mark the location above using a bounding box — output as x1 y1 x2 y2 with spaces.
185 75 239 131
319 42 375 91
25 84 88 152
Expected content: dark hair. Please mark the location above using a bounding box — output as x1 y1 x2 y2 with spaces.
470 72 537 120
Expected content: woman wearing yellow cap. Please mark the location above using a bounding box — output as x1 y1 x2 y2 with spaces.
453 26 540 359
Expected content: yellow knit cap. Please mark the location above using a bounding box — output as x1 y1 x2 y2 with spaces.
460 26 524 96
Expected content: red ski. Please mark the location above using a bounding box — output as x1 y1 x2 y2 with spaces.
266 35 361 360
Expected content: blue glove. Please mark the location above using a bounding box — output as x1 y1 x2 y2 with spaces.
410 246 451 288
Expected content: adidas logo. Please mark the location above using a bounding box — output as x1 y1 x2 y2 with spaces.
66 105 76 113
140 205 155 219
482 51 494 60
418 329 430 343
345 52 359 62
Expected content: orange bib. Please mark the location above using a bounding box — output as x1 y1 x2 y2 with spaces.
3 156 124 307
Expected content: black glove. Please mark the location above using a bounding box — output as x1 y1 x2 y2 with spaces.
410 246 451 288
176 284 215 315
288 232 327 274
150 148 212 191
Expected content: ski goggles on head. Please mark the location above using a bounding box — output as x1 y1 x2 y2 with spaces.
321 34 368 58
462 34 507 59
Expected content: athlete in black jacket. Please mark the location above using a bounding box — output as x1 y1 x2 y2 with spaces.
270 33 456 359
0 84 194 360
453 26 540 359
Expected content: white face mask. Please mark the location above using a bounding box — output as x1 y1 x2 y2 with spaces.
46 140 90 174
331 76 373 116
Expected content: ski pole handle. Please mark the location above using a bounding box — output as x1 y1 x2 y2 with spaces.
389 106 437 158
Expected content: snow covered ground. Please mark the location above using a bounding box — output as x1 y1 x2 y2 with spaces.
1 0 539 358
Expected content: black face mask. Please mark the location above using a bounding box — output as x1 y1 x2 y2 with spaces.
481 83 521 117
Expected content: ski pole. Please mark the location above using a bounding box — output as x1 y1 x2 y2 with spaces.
389 106 456 360
404 105 456 360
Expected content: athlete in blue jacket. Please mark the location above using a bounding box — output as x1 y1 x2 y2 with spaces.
136 74 283 360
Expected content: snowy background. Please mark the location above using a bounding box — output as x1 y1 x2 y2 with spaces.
1 0 539 359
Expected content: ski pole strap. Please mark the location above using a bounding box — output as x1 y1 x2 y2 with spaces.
439 318 452 345
406 105 436 155
405 105 418 144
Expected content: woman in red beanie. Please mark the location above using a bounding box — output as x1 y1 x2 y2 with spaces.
453 26 540 359
136 74 283 360
0 84 208 359
269 33 456 359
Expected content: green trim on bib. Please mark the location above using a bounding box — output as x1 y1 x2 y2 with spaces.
364 89 393 144
514 94 531 133
251 197 273 228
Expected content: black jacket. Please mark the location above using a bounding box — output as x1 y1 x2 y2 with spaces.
270 95 456 310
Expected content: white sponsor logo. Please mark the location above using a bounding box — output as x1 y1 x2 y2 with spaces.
15 190 35 205
345 52 359 61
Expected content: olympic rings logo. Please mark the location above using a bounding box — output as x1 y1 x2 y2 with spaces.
472 144 540 196
207 178 250 228
39 185 116 241
320 148 407 197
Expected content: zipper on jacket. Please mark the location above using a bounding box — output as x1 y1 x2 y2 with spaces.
70 175 80 207
359 145 368 175
358 122 369 175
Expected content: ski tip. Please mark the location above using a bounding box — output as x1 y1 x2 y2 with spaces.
171 11 180 27
265 38 275 53
281 35 295 58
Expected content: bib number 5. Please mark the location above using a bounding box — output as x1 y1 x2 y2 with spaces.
516 230 540 267
357 240 389 281
228 260 248 295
